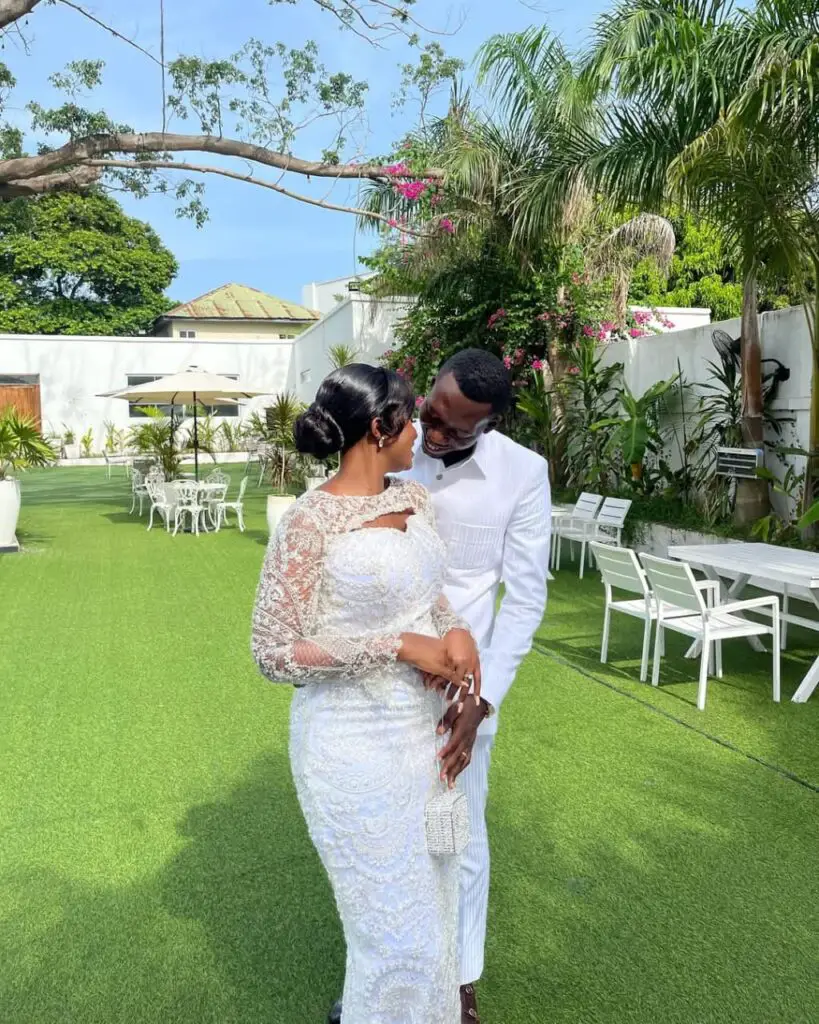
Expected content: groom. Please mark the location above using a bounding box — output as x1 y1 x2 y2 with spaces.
329 349 551 1024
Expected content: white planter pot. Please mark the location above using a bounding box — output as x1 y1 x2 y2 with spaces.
63 443 80 460
267 494 296 535
0 478 21 552
305 476 327 491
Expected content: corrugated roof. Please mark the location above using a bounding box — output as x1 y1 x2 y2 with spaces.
162 283 320 322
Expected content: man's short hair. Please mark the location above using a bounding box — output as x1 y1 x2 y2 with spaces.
439 348 513 416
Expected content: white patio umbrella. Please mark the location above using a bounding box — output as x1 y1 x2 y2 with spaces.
101 366 269 479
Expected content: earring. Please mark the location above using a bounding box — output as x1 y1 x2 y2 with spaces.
377 437 385 450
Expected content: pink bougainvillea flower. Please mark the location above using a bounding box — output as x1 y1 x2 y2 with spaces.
503 355 512 369
487 308 508 329
415 395 425 408
629 328 644 338
439 217 455 234
568 366 580 375
514 348 525 364
383 161 410 176
582 324 595 337
388 218 399 228
601 321 616 333
531 359 544 371
395 180 429 201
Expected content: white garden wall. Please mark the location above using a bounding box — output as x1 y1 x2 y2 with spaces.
0 333 292 449
599 305 813 511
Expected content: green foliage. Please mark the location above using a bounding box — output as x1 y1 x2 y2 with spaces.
0 191 177 335
0 409 58 479
103 420 125 454
559 339 622 490
327 344 359 369
595 375 679 472
515 372 564 482
371 235 615 397
127 408 185 480
262 393 306 494
80 428 93 458
628 214 795 321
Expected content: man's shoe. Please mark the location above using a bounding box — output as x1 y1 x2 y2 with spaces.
327 999 342 1024
460 984 480 1023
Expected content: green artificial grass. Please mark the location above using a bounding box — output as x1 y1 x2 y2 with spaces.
1 467 817 1023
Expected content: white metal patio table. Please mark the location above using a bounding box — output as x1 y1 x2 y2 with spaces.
160 480 224 532
669 542 819 703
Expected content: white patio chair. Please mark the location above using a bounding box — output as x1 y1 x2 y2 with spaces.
553 492 603 577
591 542 657 682
145 476 173 533
205 481 229 528
215 475 248 532
173 480 207 536
591 497 632 549
130 469 148 516
592 542 720 683
640 553 781 711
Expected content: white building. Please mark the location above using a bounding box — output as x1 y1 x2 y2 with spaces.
0 277 408 447
288 291 411 404
0 266 718 450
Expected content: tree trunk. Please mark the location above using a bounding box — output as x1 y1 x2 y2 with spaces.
802 269 819 523
734 271 769 525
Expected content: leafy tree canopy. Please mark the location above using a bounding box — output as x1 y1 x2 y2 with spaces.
0 190 177 334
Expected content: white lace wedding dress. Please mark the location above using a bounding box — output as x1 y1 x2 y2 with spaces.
252 479 465 1024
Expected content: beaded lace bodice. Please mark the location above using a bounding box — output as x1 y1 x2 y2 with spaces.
252 479 467 683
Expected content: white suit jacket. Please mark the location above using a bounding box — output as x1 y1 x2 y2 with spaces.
401 430 551 734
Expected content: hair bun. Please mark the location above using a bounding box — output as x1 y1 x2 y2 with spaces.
294 402 345 459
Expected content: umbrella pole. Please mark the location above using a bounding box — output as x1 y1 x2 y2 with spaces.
193 392 200 481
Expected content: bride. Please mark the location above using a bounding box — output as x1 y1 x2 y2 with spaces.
251 363 481 1024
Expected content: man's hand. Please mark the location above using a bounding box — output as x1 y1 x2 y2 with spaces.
437 696 490 785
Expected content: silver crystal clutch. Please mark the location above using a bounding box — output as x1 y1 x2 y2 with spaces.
425 787 470 857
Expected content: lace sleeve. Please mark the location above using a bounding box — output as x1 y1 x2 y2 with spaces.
406 481 472 638
431 594 471 638
251 504 403 683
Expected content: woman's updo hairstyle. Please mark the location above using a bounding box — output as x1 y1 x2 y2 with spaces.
294 363 415 460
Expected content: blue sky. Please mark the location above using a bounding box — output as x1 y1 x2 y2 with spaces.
12 0 609 306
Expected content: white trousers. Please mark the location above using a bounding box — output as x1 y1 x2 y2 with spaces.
458 732 494 985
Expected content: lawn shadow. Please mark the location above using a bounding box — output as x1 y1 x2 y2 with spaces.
0 754 342 1024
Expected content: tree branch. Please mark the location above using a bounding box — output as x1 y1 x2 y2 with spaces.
56 0 163 66
0 0 41 31
83 157 423 233
0 164 101 197
0 131 442 184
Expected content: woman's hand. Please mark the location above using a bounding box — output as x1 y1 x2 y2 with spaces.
443 628 481 703
398 633 458 681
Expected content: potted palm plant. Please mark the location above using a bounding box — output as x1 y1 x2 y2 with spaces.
263 392 304 534
62 425 80 460
127 407 183 479
0 409 57 551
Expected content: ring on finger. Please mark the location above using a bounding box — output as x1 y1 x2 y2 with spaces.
460 750 469 761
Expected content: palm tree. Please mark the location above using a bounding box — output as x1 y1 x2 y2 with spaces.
327 344 359 369
505 0 813 522
709 0 819 513
0 409 57 478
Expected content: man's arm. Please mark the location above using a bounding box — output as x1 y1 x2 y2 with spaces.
435 457 550 781
480 459 551 711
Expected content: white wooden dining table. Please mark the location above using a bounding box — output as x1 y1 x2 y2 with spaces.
669 541 819 703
